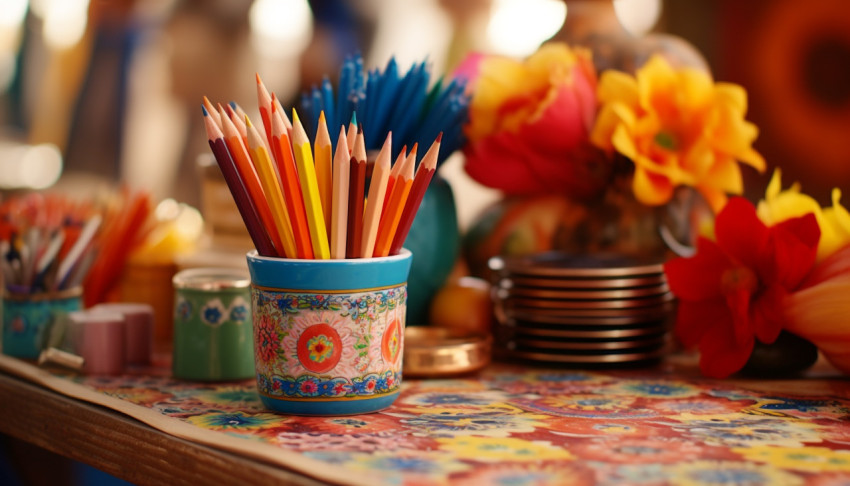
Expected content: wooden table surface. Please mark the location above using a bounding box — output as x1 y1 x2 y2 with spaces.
0 373 324 485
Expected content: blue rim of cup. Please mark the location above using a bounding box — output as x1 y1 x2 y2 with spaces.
246 248 412 292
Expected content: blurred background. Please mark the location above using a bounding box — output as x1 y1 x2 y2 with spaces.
0 0 848 227
1 0 849 484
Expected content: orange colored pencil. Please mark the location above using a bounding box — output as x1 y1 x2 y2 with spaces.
245 115 297 258
381 144 410 218
374 145 416 257
330 126 350 259
256 73 274 146
225 103 249 148
272 93 292 133
360 133 392 258
270 105 313 259
314 111 333 236
389 133 441 256
346 128 367 258
218 104 285 256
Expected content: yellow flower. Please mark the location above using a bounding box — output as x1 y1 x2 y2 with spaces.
734 446 850 472
757 169 850 261
591 55 765 211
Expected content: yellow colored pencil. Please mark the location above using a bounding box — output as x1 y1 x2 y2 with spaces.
291 109 330 259
245 116 297 258
330 126 350 259
360 133 392 258
314 111 333 236
374 146 416 257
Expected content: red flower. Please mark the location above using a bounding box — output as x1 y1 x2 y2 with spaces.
664 197 820 378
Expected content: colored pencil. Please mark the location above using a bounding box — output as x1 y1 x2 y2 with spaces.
202 106 275 256
270 106 312 259
218 104 285 256
360 133 392 258
256 73 275 146
227 102 249 147
389 133 441 256
245 116 297 259
381 144 409 218
314 111 333 236
203 96 221 128
291 109 330 259
272 93 292 133
346 112 358 152
374 145 415 257
346 128 367 258
55 213 101 289
330 126 350 259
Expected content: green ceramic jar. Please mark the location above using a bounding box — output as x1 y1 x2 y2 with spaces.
172 268 254 381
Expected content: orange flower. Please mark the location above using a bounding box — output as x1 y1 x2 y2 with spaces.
591 55 765 211
461 43 610 198
784 244 850 374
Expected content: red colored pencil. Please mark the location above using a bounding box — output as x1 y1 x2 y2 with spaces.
202 105 275 256
346 128 367 258
256 73 274 146
389 133 441 255
218 104 284 256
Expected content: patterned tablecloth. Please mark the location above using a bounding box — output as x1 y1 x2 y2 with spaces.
1 353 849 485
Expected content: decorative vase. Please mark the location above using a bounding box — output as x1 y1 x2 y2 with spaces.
401 175 460 325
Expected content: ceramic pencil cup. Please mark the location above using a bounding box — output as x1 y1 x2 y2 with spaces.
246 249 412 415
2 288 82 359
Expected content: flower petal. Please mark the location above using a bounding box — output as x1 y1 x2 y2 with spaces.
714 197 769 266
674 297 729 347
698 321 754 378
664 238 726 301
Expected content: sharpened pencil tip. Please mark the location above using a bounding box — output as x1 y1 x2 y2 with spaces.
350 112 357 126
319 111 326 123
201 104 208 116
228 100 237 109
436 132 443 143
244 115 253 128
292 108 300 124
256 72 262 84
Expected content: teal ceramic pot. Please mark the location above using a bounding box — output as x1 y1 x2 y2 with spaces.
2 288 82 359
172 268 255 381
399 176 459 325
246 249 413 416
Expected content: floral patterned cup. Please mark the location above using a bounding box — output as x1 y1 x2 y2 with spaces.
246 249 412 415
172 268 254 381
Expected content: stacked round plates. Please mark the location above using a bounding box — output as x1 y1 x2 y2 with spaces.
488 251 674 367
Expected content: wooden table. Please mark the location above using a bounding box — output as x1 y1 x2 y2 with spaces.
0 373 322 485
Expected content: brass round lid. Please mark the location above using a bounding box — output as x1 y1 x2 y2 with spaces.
403 327 492 378
496 347 665 364
489 252 665 278
502 274 667 289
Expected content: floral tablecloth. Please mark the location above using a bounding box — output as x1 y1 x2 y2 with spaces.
1 354 849 485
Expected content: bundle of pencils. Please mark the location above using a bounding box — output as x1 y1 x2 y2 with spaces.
297 54 468 167
202 74 442 260
0 193 103 295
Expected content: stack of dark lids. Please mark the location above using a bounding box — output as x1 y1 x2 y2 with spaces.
488 251 674 367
